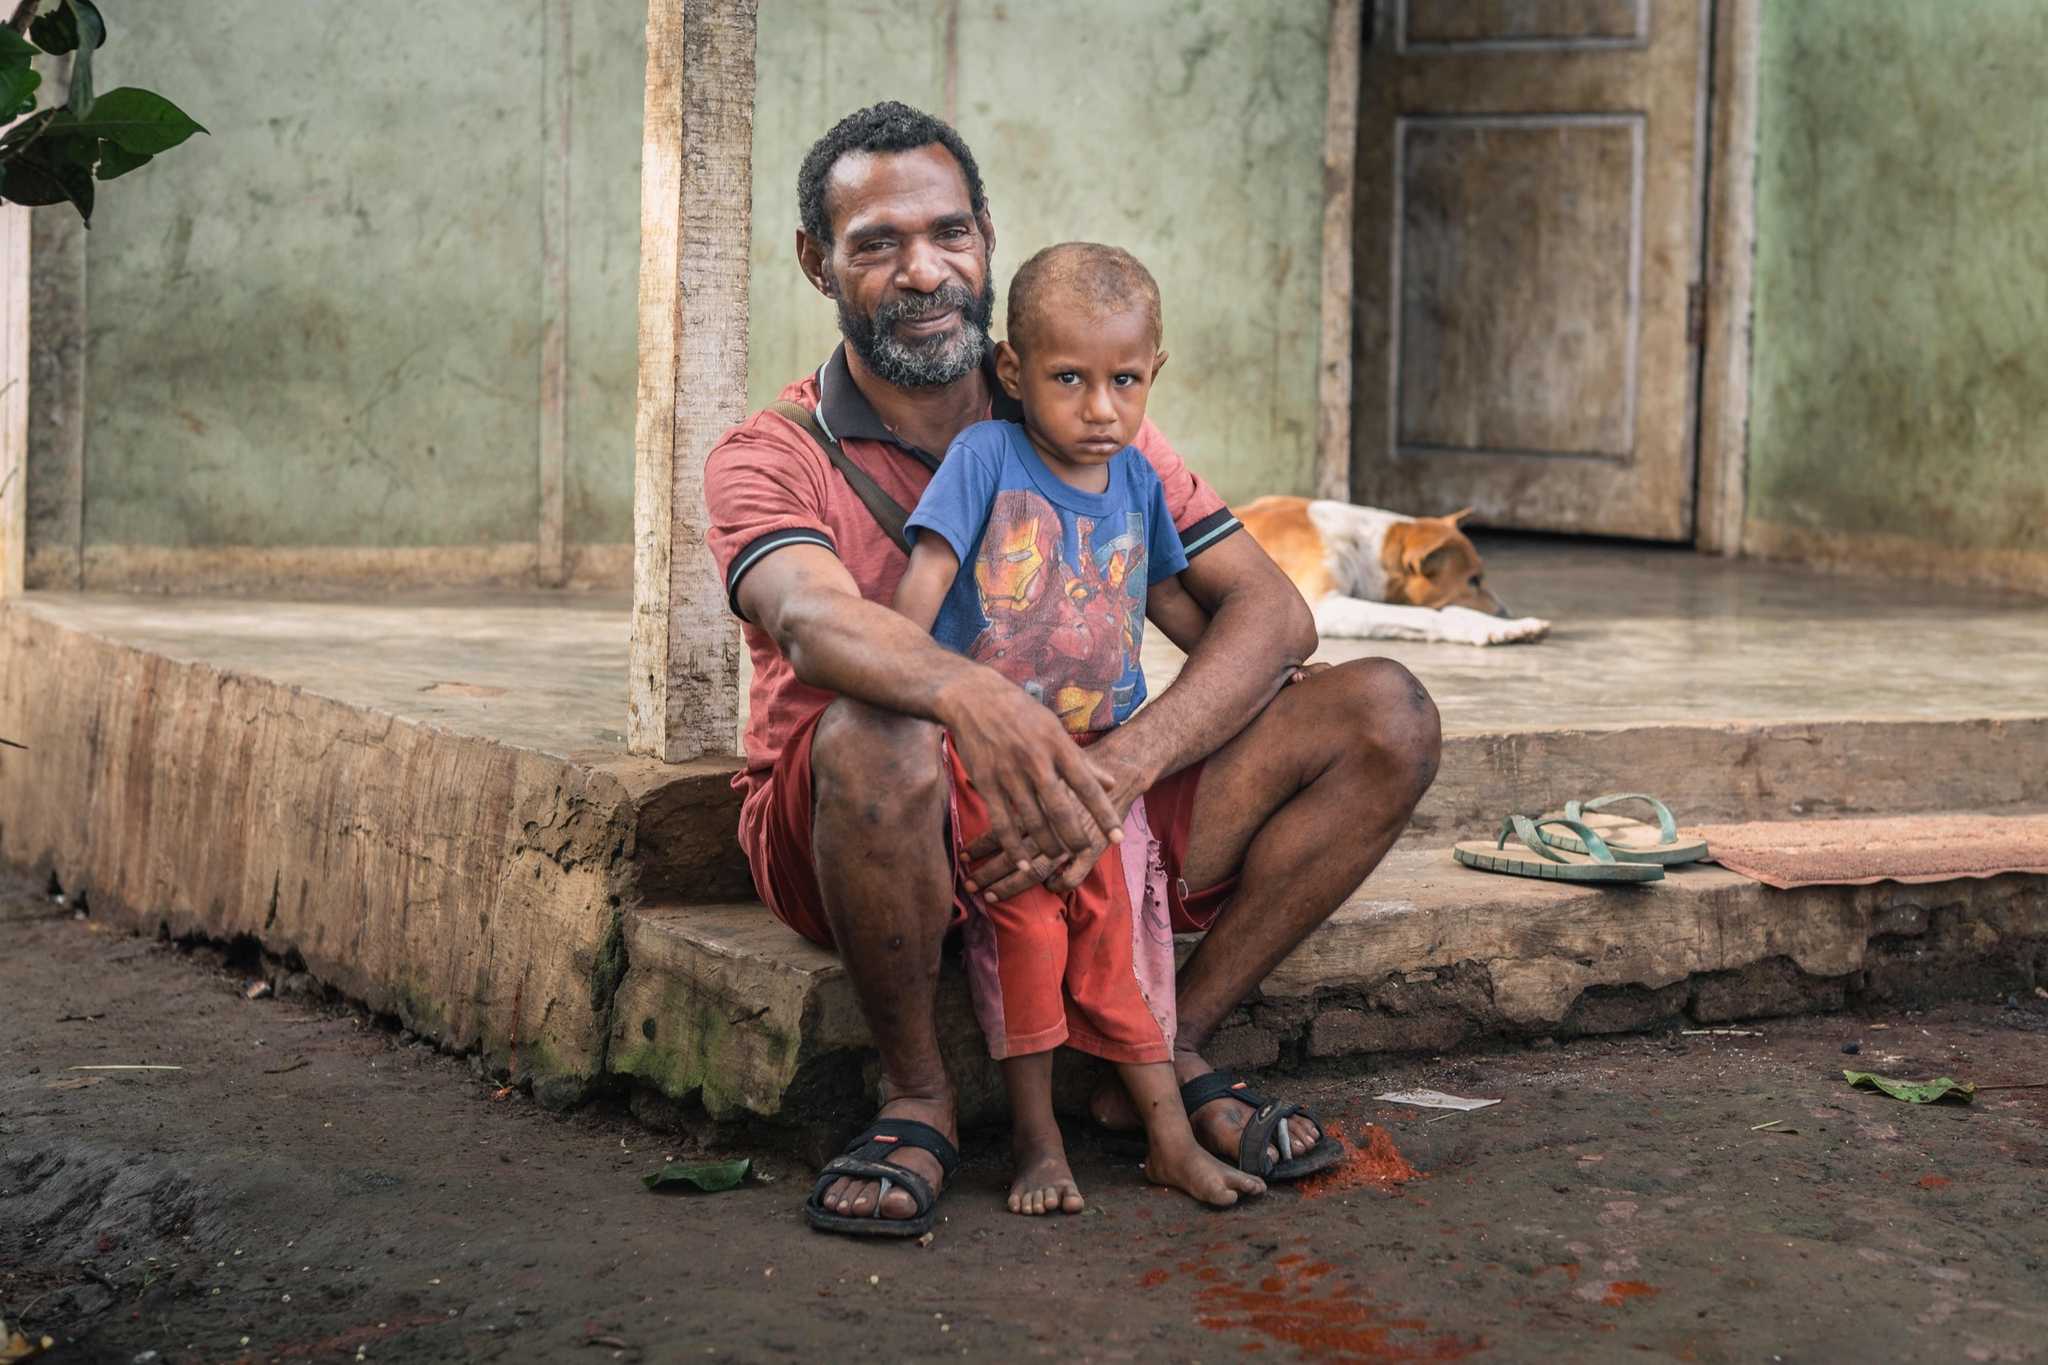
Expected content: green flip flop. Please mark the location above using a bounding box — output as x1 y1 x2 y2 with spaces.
1452 813 1664 883
1541 793 1709 865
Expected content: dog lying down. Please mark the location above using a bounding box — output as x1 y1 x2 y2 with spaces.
1236 496 1551 646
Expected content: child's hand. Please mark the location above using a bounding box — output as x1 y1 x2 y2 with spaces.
1285 661 1332 686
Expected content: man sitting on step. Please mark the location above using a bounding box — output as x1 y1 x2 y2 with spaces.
703 101 1442 1237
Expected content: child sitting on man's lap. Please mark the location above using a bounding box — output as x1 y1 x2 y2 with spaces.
892 242 1263 1215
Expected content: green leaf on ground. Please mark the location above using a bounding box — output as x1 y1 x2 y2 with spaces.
1843 1071 1976 1104
642 1158 751 1193
56 86 206 154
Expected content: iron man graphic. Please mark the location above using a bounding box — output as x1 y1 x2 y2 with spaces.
970 489 1145 733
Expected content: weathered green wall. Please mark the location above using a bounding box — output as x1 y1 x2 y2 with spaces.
749 0 1332 504
82 0 549 551
1745 0 2048 576
41 0 1328 572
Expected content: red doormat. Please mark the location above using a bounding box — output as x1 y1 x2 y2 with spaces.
1692 813 2048 891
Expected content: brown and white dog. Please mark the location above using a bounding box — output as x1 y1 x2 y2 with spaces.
1236 496 1549 645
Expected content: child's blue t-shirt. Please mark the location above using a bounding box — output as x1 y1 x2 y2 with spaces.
904 420 1188 734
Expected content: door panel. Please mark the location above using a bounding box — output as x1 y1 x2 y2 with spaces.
1352 0 1707 540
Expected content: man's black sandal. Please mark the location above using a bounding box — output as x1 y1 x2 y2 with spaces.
1182 1071 1346 1181
803 1118 960 1238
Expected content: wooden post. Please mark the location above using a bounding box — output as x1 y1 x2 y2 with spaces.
628 0 755 761
1314 0 1362 503
1695 0 1761 557
0 203 28 599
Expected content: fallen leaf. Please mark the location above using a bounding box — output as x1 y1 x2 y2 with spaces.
1843 1071 1975 1105
0 1323 54 1363
642 1158 751 1193
45 1076 100 1090
244 980 272 1001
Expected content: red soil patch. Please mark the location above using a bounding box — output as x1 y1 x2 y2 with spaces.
1194 1253 1483 1362
1916 1173 1953 1190
1600 1281 1660 1308
1300 1122 1425 1199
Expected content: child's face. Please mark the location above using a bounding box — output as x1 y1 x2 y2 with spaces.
995 307 1167 471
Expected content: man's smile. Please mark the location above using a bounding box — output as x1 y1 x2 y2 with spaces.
895 308 960 337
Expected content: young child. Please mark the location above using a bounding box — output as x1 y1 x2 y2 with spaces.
892 242 1264 1216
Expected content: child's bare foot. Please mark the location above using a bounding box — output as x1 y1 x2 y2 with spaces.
1008 1138 1085 1216
1143 1138 1266 1208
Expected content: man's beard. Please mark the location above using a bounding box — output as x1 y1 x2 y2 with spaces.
836 275 996 389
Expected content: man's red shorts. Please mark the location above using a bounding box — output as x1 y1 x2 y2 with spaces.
751 705 1237 949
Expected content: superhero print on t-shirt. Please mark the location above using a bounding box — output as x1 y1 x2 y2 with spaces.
968 488 1147 733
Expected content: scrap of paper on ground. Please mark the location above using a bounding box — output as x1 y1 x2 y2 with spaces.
1376 1089 1500 1112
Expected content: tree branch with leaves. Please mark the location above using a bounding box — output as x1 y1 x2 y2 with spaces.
0 0 204 223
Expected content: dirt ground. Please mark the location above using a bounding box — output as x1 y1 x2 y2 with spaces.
4 875 2046 1365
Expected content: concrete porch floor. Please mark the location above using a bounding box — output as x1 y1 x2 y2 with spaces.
21 537 2048 760
8 540 2048 1125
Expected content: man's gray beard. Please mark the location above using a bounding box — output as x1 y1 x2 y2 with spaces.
837 279 995 389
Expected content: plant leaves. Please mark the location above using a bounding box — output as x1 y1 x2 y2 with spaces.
0 64 38 120
71 0 104 47
94 140 148 180
0 27 37 66
57 86 205 154
28 0 102 53
0 130 94 221
1843 1070 1976 1105
641 1158 751 1193
29 4 80 55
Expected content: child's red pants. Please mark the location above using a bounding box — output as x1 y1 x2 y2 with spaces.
949 736 1178 1065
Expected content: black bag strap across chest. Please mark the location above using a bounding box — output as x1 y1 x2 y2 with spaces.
766 399 912 555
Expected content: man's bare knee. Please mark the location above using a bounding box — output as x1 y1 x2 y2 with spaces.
811 700 947 832
1325 658 1442 807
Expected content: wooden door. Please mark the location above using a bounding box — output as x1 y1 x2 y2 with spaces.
1350 0 1710 540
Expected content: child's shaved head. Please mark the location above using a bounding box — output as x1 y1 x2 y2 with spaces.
1006 242 1162 353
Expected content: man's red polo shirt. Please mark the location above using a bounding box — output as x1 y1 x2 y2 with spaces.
703 344 1243 865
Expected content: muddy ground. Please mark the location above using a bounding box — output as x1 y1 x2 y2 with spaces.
4 876 2046 1365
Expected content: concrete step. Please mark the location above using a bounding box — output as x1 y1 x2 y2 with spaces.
607 846 2048 1125
631 716 2048 901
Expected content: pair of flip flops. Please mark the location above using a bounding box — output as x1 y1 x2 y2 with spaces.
1452 793 1709 884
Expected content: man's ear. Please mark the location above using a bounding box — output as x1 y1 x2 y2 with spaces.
994 340 1024 399
977 205 996 260
796 229 834 298
1151 349 1170 381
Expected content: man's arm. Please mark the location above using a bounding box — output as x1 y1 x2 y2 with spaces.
737 543 1124 884
964 530 1314 902
1108 530 1317 791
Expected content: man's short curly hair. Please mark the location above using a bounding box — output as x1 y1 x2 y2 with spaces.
797 101 988 246
1006 243 1163 353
